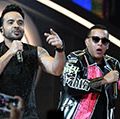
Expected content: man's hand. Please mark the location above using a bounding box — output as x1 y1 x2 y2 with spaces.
9 96 24 119
103 70 119 84
9 40 23 56
44 29 63 48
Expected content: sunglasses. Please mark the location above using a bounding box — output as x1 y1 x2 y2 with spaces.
89 36 110 45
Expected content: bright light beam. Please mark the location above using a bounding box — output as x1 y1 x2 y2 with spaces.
36 0 120 48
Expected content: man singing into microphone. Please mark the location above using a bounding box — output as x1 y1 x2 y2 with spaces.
0 4 65 119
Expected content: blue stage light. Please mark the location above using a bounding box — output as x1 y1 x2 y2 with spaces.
72 0 92 11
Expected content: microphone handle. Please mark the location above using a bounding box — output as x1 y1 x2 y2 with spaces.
113 82 118 99
113 65 118 99
17 51 23 62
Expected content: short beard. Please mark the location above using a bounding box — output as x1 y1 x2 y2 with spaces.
4 34 23 42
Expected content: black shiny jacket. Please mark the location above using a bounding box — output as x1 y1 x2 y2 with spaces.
58 49 120 119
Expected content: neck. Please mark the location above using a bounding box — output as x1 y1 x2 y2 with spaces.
4 38 12 48
95 58 103 64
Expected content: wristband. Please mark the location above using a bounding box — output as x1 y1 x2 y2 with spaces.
55 46 64 52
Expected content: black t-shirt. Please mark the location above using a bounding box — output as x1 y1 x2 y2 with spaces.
0 42 40 119
92 86 107 119
92 63 107 119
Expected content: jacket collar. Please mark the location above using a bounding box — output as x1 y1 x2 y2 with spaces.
84 49 112 72
84 49 97 66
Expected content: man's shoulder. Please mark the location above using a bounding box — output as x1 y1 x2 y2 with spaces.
105 54 119 63
66 49 85 63
23 43 37 49
68 49 86 57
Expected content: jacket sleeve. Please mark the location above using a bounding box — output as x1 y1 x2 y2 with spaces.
116 60 120 90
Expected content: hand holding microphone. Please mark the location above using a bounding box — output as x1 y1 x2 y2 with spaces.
15 41 23 63
9 41 23 62
103 70 119 84
103 70 119 99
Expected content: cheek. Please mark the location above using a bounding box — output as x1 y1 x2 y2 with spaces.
88 43 96 51
87 44 96 56
3 29 12 37
3 26 10 32
21 28 24 34
102 46 108 53
3 29 9 35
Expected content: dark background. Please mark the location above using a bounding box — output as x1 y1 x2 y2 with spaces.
1 0 120 119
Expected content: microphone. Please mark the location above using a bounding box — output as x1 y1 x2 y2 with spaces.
113 82 118 99
113 63 118 99
16 50 23 62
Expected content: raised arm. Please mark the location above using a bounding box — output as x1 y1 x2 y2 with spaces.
37 29 66 76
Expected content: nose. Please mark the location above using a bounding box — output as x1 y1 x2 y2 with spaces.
13 21 19 28
97 39 102 45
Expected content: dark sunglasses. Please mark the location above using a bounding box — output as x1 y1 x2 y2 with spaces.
89 36 110 45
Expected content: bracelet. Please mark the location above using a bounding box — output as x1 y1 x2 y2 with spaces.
55 46 64 52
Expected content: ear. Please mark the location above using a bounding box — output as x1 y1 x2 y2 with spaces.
85 38 89 47
0 26 3 33
106 43 109 50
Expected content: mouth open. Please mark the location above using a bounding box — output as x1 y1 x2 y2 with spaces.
96 48 102 54
14 31 20 35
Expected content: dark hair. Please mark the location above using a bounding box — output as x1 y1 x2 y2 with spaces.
0 4 24 27
87 24 109 38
